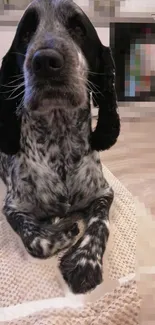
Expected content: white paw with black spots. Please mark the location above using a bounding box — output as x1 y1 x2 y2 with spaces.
27 237 53 259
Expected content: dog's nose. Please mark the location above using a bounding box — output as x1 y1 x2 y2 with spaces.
32 49 64 77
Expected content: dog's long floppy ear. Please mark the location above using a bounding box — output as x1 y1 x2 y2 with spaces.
91 44 120 151
0 44 22 155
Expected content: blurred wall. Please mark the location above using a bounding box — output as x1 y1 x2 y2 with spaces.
120 0 155 14
0 28 16 61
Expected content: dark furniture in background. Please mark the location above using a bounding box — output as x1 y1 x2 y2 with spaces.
110 23 155 101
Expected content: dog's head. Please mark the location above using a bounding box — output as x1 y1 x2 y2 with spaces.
0 0 120 155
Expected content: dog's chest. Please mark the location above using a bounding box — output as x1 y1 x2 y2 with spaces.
14 141 103 217
25 135 86 198
15 109 103 215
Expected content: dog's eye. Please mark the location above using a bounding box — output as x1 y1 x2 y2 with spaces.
22 31 32 44
68 14 86 38
73 25 85 37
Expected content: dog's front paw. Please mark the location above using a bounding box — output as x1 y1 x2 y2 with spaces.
59 250 103 294
23 221 80 259
26 236 53 259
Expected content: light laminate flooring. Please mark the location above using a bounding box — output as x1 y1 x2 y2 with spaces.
94 117 155 216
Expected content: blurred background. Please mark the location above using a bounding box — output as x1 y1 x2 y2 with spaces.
0 0 155 215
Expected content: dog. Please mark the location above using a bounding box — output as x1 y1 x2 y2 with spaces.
0 0 120 294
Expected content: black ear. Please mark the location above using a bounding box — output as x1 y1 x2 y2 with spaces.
91 45 120 151
0 44 22 155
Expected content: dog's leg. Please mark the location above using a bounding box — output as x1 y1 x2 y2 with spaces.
3 206 81 259
59 187 113 294
0 152 10 185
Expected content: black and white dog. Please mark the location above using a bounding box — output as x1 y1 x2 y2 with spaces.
0 0 120 294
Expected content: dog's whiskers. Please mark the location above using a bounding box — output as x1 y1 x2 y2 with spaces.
77 76 104 98
0 81 24 89
0 82 24 96
6 76 24 86
12 52 26 57
86 70 106 76
6 89 25 101
8 82 24 97
16 97 24 116
9 73 24 79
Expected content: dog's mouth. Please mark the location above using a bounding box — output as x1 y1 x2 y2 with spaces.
24 71 88 110
24 77 87 110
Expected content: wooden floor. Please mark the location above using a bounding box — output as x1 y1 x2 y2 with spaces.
94 118 155 216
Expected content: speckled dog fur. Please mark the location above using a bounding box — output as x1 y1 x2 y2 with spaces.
0 0 120 293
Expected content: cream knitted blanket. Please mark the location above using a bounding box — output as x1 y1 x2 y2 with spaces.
0 164 154 324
